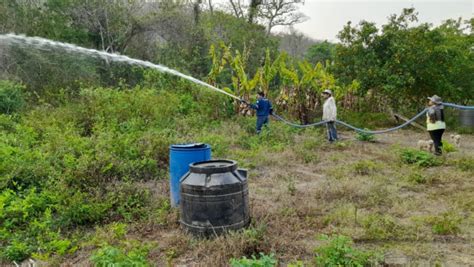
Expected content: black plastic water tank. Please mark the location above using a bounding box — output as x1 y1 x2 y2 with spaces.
179 160 250 236
459 109 474 127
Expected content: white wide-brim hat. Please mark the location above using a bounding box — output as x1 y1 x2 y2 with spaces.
322 89 333 96
427 95 442 104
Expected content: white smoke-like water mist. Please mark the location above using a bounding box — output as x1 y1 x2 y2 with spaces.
0 33 240 101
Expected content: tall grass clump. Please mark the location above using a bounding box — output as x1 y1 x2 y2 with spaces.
425 212 462 235
453 157 474 172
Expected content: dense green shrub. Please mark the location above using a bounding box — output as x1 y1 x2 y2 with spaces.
88 223 152 267
442 141 457 153
400 148 442 167
0 188 76 262
57 191 111 226
0 80 240 262
314 235 381 266
230 252 277 267
356 130 376 142
0 80 26 114
90 245 150 267
0 85 225 261
3 240 31 262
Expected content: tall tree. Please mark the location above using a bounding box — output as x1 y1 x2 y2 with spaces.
69 0 147 53
305 40 336 65
334 8 474 108
258 0 307 35
224 0 306 35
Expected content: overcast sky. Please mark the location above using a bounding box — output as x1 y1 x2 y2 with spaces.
289 0 473 41
214 0 473 41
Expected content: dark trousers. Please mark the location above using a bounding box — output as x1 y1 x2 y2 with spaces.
256 116 269 134
326 122 338 141
428 129 444 155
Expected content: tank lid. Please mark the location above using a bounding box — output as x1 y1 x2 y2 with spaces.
171 143 206 149
190 160 237 174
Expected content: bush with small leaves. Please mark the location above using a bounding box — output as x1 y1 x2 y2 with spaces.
314 235 381 266
400 148 442 167
230 252 277 267
442 141 457 153
0 80 26 114
90 245 150 267
356 130 376 142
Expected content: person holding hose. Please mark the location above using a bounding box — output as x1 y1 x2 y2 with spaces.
322 89 338 142
426 95 446 156
241 91 273 134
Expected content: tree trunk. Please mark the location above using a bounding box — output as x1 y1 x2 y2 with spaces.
194 0 202 24
208 0 213 14
266 17 274 35
248 0 262 24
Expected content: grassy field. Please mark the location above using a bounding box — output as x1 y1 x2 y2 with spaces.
1 86 472 266
69 123 474 266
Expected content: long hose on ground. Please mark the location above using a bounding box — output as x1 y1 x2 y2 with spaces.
271 109 427 134
269 102 473 134
334 108 428 134
443 102 474 110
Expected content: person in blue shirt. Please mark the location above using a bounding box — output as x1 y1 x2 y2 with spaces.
241 91 273 134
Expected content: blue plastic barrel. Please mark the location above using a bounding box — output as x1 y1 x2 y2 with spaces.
169 143 211 207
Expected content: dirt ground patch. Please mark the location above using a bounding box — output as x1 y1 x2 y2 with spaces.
66 129 474 266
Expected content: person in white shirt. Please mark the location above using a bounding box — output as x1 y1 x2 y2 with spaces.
322 89 338 142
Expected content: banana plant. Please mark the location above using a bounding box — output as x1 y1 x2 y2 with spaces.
279 59 338 124
207 42 231 86
339 79 360 110
259 49 283 96
229 50 261 115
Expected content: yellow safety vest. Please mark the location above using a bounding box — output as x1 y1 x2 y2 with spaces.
426 113 446 131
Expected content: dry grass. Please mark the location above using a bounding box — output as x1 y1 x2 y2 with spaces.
67 129 474 266
164 130 473 266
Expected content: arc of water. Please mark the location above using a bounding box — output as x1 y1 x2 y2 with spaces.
0 33 241 101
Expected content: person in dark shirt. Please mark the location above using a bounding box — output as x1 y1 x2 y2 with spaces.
241 91 273 134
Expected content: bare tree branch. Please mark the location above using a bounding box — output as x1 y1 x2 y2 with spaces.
228 0 245 19
258 0 308 35
278 26 316 59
